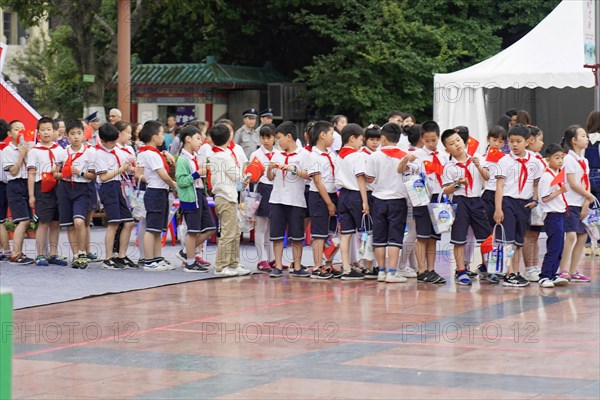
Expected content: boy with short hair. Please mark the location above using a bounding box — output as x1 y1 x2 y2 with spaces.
0 119 11 260
267 121 312 278
365 122 411 283
208 123 252 277
494 124 544 287
337 123 369 280
136 120 178 271
95 123 137 270
27 117 68 266
441 129 491 286
57 120 96 269
175 125 216 273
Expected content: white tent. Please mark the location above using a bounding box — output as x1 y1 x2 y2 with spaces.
434 0 595 148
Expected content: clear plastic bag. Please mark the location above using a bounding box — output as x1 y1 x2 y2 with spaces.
427 194 455 234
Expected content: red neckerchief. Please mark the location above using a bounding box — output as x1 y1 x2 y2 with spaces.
181 149 199 171
429 150 443 187
139 146 169 173
535 154 546 168
281 151 297 183
263 147 274 161
456 157 474 195
380 147 407 159
318 150 335 178
304 145 312 151
512 153 530 193
546 168 569 214
223 142 239 167
63 146 88 180
361 147 372 155
35 143 59 166
96 144 122 168
576 158 590 191
338 146 356 159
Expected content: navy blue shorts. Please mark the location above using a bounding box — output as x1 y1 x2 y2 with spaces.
309 191 338 238
304 185 310 218
99 181 133 224
89 181 99 211
0 182 7 222
450 196 491 245
564 206 586 234
414 194 441 240
183 189 216 234
144 188 169 233
367 191 374 208
498 197 530 247
6 179 31 223
270 203 306 242
481 190 496 228
58 181 92 227
255 183 273 218
338 189 365 234
372 197 407 248
34 181 59 223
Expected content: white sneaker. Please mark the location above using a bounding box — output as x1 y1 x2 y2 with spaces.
216 267 239 277
231 265 251 276
377 271 387 282
144 262 169 272
158 259 176 270
398 267 417 278
552 276 569 286
539 277 554 288
385 273 407 283
523 267 540 282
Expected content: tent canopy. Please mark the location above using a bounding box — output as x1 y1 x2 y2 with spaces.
434 0 595 148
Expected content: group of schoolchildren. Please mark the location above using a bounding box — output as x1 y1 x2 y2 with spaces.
0 110 594 289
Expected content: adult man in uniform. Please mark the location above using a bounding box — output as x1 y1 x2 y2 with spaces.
233 108 259 159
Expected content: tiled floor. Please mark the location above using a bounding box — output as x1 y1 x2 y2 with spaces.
8 253 600 399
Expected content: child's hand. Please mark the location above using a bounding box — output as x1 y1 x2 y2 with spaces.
362 201 369 215
72 167 80 176
524 201 537 209
29 195 35 209
586 192 596 203
581 205 589 220
457 177 467 186
18 145 28 156
472 157 480 167
162 151 175 164
327 202 336 216
494 209 504 224
402 153 417 163
559 185 568 194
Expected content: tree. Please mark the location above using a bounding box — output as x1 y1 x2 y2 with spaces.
1 0 222 119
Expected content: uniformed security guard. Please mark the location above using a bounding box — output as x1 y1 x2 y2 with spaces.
233 108 260 159
259 108 274 128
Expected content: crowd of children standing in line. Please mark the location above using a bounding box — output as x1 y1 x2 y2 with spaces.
0 108 598 288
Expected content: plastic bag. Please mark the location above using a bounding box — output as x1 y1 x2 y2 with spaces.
530 203 544 226
242 189 262 219
404 173 430 207
488 224 514 275
359 214 374 260
427 194 455 234
323 219 340 261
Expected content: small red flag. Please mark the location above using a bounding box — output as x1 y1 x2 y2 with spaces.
481 234 493 255
467 137 479 156
246 156 266 183
423 160 444 176
19 129 36 142
486 147 505 163
550 168 565 186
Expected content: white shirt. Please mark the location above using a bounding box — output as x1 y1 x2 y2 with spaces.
563 149 589 206
332 131 342 152
361 147 376 192
414 147 449 195
63 145 95 183
198 143 213 158
495 150 543 199
336 147 367 191
2 142 28 181
269 148 310 208
137 149 170 190
249 146 278 185
94 144 130 183
26 143 67 182
442 152 486 197
232 143 248 166
0 145 7 183
208 147 241 203
397 134 410 151
482 151 504 192
539 168 567 214
365 146 408 200
308 147 338 193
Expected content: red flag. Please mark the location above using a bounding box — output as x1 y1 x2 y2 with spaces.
380 148 407 159
19 129 36 143
467 137 479 156
481 234 493 255
485 147 505 163
246 156 266 182
423 160 443 176
550 168 565 186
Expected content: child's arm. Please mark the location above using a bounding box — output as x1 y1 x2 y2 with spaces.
397 153 417 173
357 175 369 214
313 174 336 216
8 145 27 177
156 167 177 189
566 173 595 202
472 157 489 180
175 158 198 189
71 166 96 181
525 180 539 209
267 163 277 181
494 177 505 224
542 185 568 203
99 162 131 183
27 168 36 209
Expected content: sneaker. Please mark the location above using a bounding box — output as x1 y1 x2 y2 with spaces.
71 255 89 270
9 253 34 265
48 255 68 266
177 249 188 261
377 270 387 282
503 272 529 287
183 262 209 273
539 277 555 288
257 260 272 272
290 269 311 278
230 265 251 276
485 273 500 284
363 269 379 280
35 256 49 266
385 272 407 283
86 252 99 261
584 246 592 256
570 271 591 282
558 270 571 281
215 266 238 277
417 270 437 283
138 258 146 267
102 258 125 270
195 255 211 267
341 269 364 281
464 265 477 277
310 267 334 280
117 257 139 269
455 270 472 286
144 262 169 271
552 276 569 286
428 270 446 284
398 267 417 278
523 267 540 282
157 258 176 271
476 263 488 277
269 268 283 278
332 269 343 279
